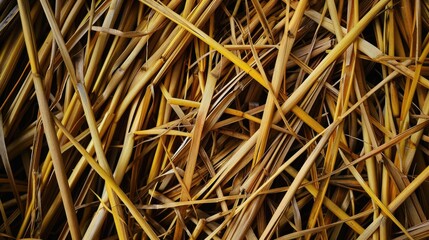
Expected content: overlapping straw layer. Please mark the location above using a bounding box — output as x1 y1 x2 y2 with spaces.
1 0 429 239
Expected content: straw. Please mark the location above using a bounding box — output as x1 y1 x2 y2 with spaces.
2 0 429 239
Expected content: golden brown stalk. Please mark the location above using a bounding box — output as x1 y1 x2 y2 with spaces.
16 0 81 238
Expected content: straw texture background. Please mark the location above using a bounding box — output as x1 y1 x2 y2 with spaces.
1 0 429 239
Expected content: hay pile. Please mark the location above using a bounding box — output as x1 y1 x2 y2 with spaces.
1 0 429 239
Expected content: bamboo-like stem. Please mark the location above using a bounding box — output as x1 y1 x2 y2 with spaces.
16 1 81 239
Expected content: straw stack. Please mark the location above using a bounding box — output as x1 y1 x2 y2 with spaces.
1 0 429 239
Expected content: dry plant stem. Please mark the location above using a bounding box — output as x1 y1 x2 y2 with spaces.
401 40 429 173
83 74 147 236
254 0 307 166
3 3 41 136
259 1 393 235
84 0 123 88
268 0 392 126
138 0 303 140
337 151 413 239
140 2 331 206
19 2 110 211
40 144 96 233
160 83 242 222
284 166 364 234
79 83 127 240
260 120 339 239
324 0 359 227
302 11 429 236
95 0 182 108
113 0 221 119
0 126 18 236
305 1 349 235
16 0 81 239
356 121 429 239
40 112 113 234
5 0 93 136
225 136 284 239
355 67 383 236
229 132 323 228
305 9 429 88
250 0 275 44
139 0 269 89
276 209 373 239
52 117 159 239
318 118 429 183
378 5 393 238
175 72 218 238
326 0 343 42
37 0 128 238
0 25 25 99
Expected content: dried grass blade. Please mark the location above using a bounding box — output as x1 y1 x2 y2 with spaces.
273 0 391 122
338 151 413 239
260 121 339 239
139 0 269 89
52 116 159 240
254 0 307 166
276 209 373 240
38 0 129 238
